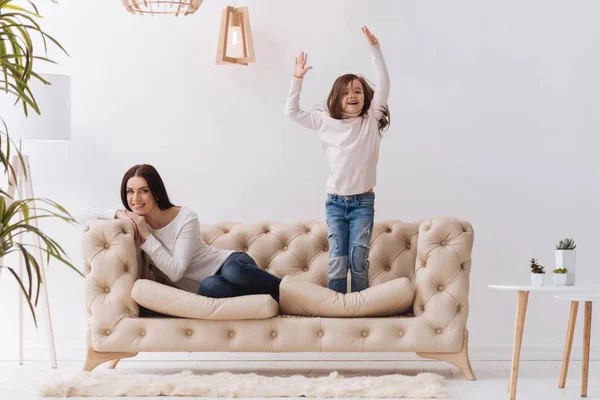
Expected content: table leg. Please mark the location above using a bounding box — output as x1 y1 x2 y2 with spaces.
582 301 592 397
509 290 529 400
559 301 579 388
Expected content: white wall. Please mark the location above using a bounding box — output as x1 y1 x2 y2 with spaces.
1 0 599 363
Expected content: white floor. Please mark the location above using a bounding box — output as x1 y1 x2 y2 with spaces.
0 359 598 399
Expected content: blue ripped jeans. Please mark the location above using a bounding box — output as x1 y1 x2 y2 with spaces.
325 192 375 293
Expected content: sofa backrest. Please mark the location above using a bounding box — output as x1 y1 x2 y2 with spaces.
200 220 422 287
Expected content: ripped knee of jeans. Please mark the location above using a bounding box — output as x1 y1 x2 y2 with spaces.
350 243 370 274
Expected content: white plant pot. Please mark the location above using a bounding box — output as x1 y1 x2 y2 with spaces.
553 273 567 286
531 273 544 286
555 250 576 285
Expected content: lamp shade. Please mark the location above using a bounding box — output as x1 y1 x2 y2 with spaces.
0 73 71 142
216 6 256 66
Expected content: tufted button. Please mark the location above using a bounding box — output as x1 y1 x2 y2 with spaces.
264 228 270 233
264 267 269 271
104 243 110 249
324 247 329 251
436 329 442 334
270 331 277 338
186 330 193 336
406 244 411 249
361 331 369 337
438 286 444 291
306 230 311 234
398 331 405 337
317 331 324 337
228 331 235 338
385 267 391 271
243 247 248 252
104 287 110 293
441 241 447 246
457 305 461 312
140 331 146 337
387 229 392 233
125 308 130 314
84 226 90 232
283 246 288 251
303 267 308 272
105 330 111 336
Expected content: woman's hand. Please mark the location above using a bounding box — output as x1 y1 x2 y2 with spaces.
293 51 312 79
124 210 151 242
115 210 140 240
362 26 379 46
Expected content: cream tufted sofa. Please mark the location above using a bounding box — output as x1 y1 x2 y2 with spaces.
81 217 475 379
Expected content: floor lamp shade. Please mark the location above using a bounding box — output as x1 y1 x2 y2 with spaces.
0 73 71 142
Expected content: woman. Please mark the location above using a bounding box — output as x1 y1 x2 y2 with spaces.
79 164 281 302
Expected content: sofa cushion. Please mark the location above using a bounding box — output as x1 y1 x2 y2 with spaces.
279 276 415 317
131 279 279 320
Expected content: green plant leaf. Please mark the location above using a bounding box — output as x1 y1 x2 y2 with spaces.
0 265 38 326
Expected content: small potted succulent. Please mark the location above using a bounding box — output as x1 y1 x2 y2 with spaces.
530 258 545 286
552 268 568 286
555 238 576 285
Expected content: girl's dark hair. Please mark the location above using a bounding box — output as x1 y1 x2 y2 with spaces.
326 73 390 135
120 164 175 211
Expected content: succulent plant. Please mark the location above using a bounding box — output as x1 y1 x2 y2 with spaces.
529 258 545 274
556 238 576 250
553 268 568 274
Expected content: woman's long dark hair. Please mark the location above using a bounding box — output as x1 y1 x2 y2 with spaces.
326 74 390 135
120 164 175 211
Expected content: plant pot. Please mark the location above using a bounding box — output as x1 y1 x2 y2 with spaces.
531 273 544 286
555 250 576 285
553 273 567 286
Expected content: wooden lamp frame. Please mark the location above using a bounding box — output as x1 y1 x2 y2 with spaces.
216 6 256 66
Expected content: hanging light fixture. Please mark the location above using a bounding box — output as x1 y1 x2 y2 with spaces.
216 6 256 66
121 0 204 16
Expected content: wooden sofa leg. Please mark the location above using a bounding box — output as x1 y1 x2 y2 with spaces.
416 329 476 380
82 330 137 372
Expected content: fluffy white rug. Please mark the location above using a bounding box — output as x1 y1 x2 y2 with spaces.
39 370 447 398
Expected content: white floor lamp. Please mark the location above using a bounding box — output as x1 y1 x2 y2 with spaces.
0 73 71 368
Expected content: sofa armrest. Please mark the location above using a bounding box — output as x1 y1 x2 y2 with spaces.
413 217 474 333
82 219 141 348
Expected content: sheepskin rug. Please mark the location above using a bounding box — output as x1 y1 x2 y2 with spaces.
39 370 447 398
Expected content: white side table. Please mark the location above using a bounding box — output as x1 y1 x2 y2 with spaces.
488 285 600 400
555 293 600 398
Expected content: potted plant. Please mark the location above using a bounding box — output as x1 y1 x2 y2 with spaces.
552 268 568 286
555 238 576 285
0 0 80 325
529 258 545 286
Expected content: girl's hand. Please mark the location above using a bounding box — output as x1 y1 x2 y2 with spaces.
123 210 151 242
293 51 312 79
362 26 379 46
115 210 139 240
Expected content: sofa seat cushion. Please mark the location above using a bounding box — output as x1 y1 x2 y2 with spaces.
131 279 279 320
279 276 415 317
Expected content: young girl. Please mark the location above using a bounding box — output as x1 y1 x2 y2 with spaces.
285 26 390 294
78 164 281 303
